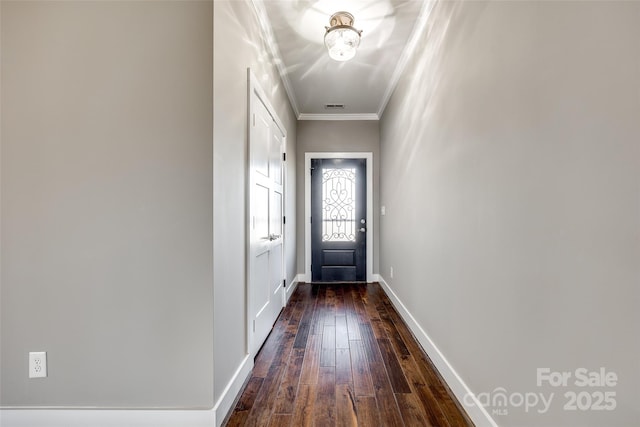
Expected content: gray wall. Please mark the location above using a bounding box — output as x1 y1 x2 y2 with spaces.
295 121 380 277
380 1 639 426
213 0 297 404
1 1 214 407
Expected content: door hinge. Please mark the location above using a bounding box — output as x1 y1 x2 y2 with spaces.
283 152 286 161
310 216 313 224
283 279 286 288
283 216 286 225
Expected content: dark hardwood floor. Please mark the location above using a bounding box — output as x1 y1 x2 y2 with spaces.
224 283 474 427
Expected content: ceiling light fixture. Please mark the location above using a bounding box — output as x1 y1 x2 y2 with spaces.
324 11 362 62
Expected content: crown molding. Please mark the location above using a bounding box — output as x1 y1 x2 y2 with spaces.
298 113 379 121
250 0 301 118
377 0 436 119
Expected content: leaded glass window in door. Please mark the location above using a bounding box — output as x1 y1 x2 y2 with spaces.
322 167 356 242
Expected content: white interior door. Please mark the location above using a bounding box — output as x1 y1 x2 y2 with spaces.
249 88 284 356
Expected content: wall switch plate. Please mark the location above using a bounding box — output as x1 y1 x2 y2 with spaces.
29 352 47 378
381 206 386 216
390 266 394 279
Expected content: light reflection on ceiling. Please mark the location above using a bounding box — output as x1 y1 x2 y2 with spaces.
275 0 395 46
256 0 431 119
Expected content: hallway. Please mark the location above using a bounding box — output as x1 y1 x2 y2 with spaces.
225 283 472 427
2 1 638 426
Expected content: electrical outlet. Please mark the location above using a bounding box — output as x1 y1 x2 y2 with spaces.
390 266 394 279
29 352 47 378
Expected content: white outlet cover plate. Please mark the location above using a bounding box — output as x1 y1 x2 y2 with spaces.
29 351 47 378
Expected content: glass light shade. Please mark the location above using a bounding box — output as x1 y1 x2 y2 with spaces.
324 12 362 62
325 27 360 61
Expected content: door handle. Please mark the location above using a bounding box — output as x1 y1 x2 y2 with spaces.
359 228 366 233
269 234 281 241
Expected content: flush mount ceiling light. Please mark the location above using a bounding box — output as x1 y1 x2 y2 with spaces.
324 11 362 62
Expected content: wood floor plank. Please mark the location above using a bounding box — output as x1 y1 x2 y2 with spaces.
299 334 321 384
354 395 381 426
349 340 374 397
414 382 452 427
271 328 296 367
290 383 316 427
397 350 451 426
414 347 468 424
314 366 336 427
361 294 381 323
268 413 291 427
350 285 369 324
335 347 352 385
243 363 286 427
335 315 349 349
292 293 315 349
224 283 473 427
369 361 404 427
346 313 362 341
370 318 388 339
286 293 305 326
377 299 411 358
334 285 346 316
397 392 433 427
273 348 305 414
224 377 263 427
310 285 326 335
343 286 363 340
336 384 357 427
320 324 336 367
292 321 311 350
359 321 383 364
377 337 411 393
252 325 285 378
323 286 337 326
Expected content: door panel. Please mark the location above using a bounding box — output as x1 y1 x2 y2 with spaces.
254 112 270 179
323 250 355 266
271 127 283 186
311 158 366 282
254 251 270 314
271 191 282 237
321 266 356 282
254 184 269 241
270 245 283 296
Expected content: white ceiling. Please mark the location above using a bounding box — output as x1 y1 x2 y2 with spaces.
253 0 431 120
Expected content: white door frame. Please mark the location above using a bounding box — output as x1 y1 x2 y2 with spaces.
247 69 287 357
304 152 373 283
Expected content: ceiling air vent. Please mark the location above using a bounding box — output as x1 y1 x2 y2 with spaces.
324 103 345 110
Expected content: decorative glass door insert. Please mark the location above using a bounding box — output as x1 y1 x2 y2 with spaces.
322 168 356 242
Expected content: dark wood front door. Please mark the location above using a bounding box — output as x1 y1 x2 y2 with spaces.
311 158 366 282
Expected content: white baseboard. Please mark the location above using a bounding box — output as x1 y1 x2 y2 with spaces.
0 408 215 427
212 354 253 427
377 275 498 427
372 273 381 282
286 275 301 302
